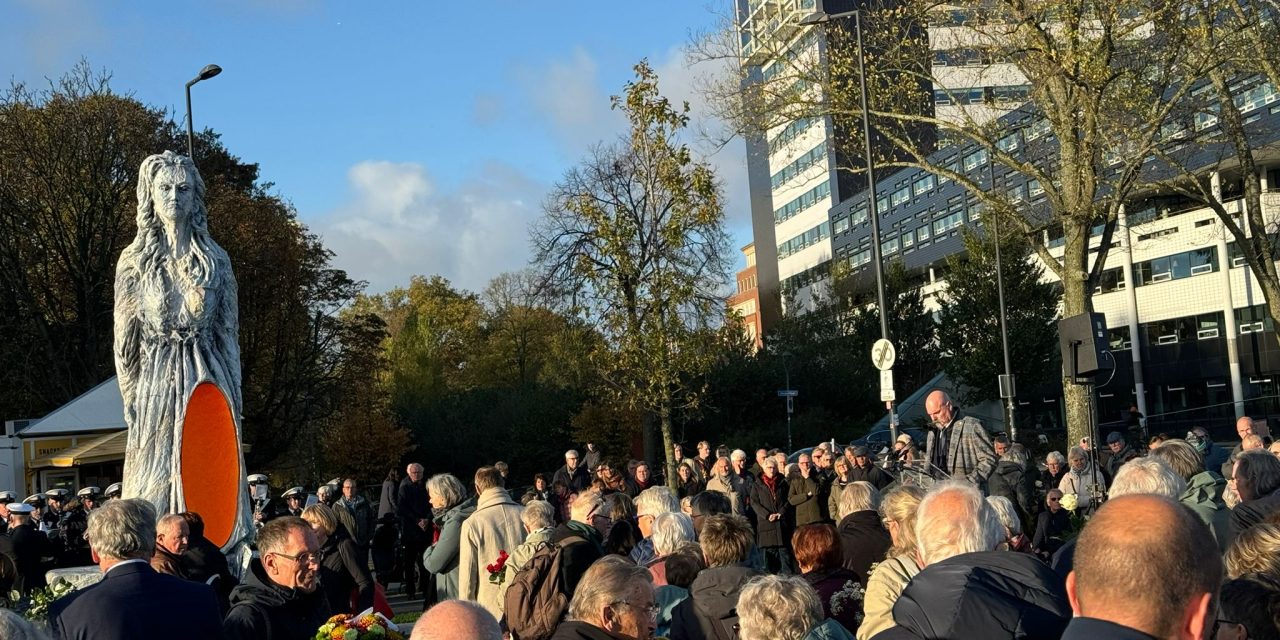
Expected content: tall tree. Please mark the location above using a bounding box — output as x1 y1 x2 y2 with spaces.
937 223 1061 407
533 61 732 488
698 0 1215 445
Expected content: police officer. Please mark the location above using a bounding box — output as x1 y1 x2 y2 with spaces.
0 502 55 594
103 482 122 501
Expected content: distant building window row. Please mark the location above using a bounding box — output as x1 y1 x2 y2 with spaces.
933 85 1031 106
778 220 831 259
761 31 819 82
1134 248 1218 286
932 48 1010 67
774 179 831 224
780 259 830 294
771 141 828 190
1142 311 1224 345
768 117 820 155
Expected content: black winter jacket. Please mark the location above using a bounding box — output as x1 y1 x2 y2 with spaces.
670 564 761 640
988 461 1033 520
319 526 375 614
749 475 790 548
223 558 331 640
836 510 891 584
871 551 1070 640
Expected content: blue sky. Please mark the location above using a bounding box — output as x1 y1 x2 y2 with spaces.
1 0 751 295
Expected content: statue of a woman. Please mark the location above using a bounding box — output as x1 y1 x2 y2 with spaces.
114 150 250 554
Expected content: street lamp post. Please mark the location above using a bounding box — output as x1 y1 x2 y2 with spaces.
988 159 1018 441
185 64 223 159
800 3 897 439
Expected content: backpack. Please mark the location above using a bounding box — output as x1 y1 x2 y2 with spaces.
503 535 585 640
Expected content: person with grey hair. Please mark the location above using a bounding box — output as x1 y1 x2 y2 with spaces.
412 599 502 640
1230 449 1280 535
49 499 222 640
1040 451 1068 497
647 512 695 586
151 512 190 578
706 456 747 516
497 500 557 616
877 481 1071 639
736 574 854 640
554 449 591 493
553 490 606 600
1108 456 1186 499
552 555 656 639
1060 446 1107 512
751 454 794 574
986 495 1031 553
423 473 476 603
631 486 679 566
399 462 431 600
1149 438 1232 550
987 444 1033 522
836 482 890 584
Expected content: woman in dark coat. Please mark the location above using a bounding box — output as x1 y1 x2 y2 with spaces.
749 457 793 574
302 504 375 614
794 523 863 634
677 461 703 499
836 481 891 584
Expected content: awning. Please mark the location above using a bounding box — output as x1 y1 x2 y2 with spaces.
30 431 127 468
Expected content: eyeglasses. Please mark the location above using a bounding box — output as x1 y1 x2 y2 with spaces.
611 600 660 621
271 550 324 565
1213 618 1241 636
1048 497 1061 503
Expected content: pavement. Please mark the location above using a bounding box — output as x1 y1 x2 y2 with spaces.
384 582 427 620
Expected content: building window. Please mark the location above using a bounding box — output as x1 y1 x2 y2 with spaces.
833 215 850 235
1135 248 1218 286
912 175 936 196
891 186 911 207
963 149 988 172
773 180 832 224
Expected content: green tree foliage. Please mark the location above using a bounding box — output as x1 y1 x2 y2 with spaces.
356 274 588 482
937 223 1061 407
0 63 375 479
532 61 732 488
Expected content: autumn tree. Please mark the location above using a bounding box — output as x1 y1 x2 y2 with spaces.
533 61 732 488
937 223 1061 408
697 0 1217 445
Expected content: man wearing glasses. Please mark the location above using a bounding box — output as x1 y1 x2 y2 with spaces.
554 450 592 493
224 516 329 640
551 555 657 639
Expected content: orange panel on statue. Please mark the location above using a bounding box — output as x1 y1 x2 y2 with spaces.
181 382 241 549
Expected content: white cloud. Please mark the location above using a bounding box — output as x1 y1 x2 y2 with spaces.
520 47 627 155
314 160 544 295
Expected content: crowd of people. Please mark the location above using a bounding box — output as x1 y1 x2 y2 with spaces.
3 389 1280 639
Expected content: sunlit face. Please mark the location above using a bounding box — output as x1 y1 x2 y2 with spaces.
1046 461 1062 474
535 477 547 491
774 452 787 469
713 459 729 477
151 166 195 226
406 465 424 482
635 465 650 484
927 399 955 428
1047 491 1063 513
995 441 1009 457
429 488 448 511
607 581 657 640
565 453 579 471
756 449 768 466
266 527 321 592
1238 417 1256 440
698 443 710 457
158 520 190 555
763 461 777 478
343 481 356 499
286 495 303 510
798 454 812 471
678 465 692 482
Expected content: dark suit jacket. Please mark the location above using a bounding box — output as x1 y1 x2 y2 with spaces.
49 560 222 640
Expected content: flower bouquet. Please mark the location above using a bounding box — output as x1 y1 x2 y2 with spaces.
486 550 510 585
314 609 405 640
5 578 77 624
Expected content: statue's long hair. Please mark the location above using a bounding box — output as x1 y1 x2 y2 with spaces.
129 151 221 322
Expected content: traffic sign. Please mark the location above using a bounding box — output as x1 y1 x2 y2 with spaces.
880 369 895 403
881 389 896 402
871 339 896 371
777 389 799 397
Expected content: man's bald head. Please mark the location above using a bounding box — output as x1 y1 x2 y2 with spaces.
925 390 956 428
411 600 501 640
1069 495 1220 639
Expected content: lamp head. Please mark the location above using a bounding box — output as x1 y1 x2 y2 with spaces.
187 64 223 87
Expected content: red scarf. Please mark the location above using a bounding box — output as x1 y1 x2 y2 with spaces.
762 472 778 493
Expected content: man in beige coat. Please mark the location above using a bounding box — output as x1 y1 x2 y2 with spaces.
458 466 526 620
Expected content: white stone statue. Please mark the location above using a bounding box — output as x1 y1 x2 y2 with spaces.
114 151 251 556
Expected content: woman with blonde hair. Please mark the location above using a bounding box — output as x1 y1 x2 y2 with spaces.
1224 522 1280 579
856 485 926 640
302 503 374 614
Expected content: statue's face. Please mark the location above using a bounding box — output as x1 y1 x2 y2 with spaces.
152 166 195 226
